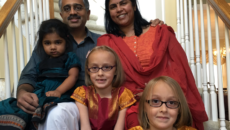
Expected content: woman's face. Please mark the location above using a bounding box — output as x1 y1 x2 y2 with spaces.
145 81 179 130
108 0 136 27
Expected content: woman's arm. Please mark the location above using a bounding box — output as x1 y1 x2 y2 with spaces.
46 67 79 97
114 108 127 130
76 101 92 130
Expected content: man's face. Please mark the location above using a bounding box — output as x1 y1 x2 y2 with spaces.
60 0 90 29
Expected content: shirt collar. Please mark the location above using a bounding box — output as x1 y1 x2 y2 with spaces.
85 27 97 44
69 27 97 45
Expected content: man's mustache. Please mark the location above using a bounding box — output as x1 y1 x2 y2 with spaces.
68 15 81 20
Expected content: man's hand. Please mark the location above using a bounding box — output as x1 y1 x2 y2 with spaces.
17 90 39 114
46 90 61 98
150 19 164 26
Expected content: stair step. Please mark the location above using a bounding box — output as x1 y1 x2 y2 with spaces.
204 120 230 130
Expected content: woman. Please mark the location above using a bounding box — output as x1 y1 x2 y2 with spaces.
97 0 208 130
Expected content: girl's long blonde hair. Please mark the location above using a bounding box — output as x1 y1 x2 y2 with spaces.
138 76 193 129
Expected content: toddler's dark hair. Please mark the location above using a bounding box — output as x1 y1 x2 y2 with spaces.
35 19 72 59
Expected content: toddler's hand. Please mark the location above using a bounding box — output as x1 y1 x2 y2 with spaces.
46 90 61 98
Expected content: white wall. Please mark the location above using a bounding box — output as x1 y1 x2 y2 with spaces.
0 0 6 6
88 0 160 26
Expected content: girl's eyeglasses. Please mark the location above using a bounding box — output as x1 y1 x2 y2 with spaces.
88 65 116 73
146 99 180 109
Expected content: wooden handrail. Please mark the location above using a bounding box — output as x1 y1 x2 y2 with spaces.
208 0 230 29
0 0 23 37
49 0 54 19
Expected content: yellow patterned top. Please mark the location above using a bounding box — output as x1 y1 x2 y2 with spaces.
71 85 136 110
129 126 143 130
71 85 136 129
129 126 196 130
178 126 197 130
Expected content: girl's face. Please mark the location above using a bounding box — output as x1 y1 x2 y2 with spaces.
87 50 116 91
108 0 136 27
42 32 66 58
145 81 179 130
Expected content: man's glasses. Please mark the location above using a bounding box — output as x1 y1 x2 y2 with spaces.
88 65 116 73
146 99 180 109
63 4 85 12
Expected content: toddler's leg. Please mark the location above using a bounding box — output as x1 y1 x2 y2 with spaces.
38 102 80 130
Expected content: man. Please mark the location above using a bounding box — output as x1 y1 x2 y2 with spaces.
17 0 99 129
17 0 163 129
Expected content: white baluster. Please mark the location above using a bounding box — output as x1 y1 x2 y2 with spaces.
18 6 25 71
3 31 11 99
11 18 18 98
34 0 39 32
161 0 165 22
29 0 35 50
207 2 218 121
215 12 226 130
226 25 230 123
194 0 201 88
180 0 185 50
45 0 50 19
183 0 190 63
176 0 181 43
199 0 210 119
189 0 196 80
23 0 31 61
39 0 43 23
43 0 47 20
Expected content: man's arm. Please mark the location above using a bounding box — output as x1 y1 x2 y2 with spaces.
17 51 40 114
17 84 39 114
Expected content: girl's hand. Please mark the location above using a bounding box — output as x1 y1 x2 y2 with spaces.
46 90 61 98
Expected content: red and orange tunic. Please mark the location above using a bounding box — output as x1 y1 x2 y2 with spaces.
71 86 136 130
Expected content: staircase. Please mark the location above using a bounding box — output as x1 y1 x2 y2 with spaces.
0 0 230 129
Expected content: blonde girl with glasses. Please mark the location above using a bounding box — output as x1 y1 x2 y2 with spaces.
138 76 197 130
71 46 136 130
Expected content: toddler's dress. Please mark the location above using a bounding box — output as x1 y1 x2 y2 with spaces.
0 52 81 130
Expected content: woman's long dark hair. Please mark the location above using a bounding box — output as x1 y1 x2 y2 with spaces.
35 19 72 60
105 0 151 37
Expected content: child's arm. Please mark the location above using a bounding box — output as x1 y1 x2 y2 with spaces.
46 67 79 97
114 108 127 130
76 101 92 130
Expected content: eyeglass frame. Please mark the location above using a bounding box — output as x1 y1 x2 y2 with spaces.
146 99 180 109
62 4 87 13
87 65 116 73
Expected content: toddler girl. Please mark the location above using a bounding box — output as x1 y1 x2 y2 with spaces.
71 46 136 130
0 19 81 130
